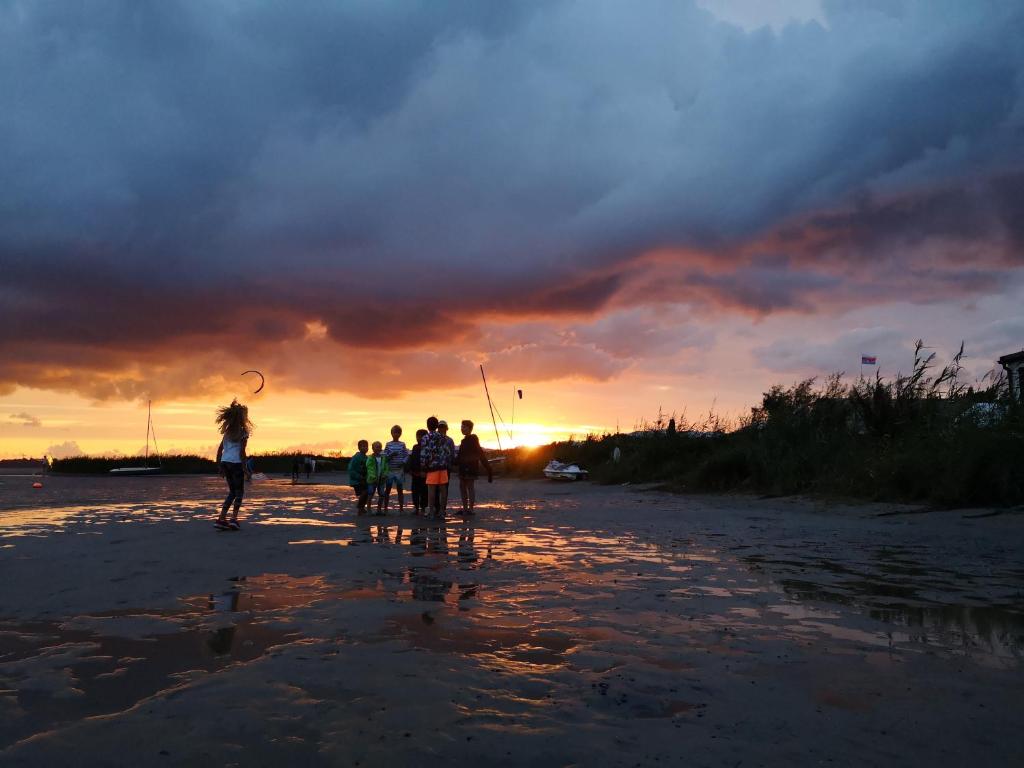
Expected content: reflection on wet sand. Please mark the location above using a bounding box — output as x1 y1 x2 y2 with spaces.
0 575 306 748
1 476 1022 764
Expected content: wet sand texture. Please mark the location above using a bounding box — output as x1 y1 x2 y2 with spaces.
0 475 1022 766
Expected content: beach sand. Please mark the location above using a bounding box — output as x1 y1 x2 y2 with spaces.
0 474 1022 766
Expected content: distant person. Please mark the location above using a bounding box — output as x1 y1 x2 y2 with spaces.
291 454 301 484
438 420 457 513
382 425 409 514
366 441 388 515
245 456 256 476
348 440 369 514
311 456 317 474
457 420 492 515
214 399 253 531
421 416 453 518
305 455 312 479
408 428 428 515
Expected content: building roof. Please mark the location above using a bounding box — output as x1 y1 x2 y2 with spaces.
997 350 1024 365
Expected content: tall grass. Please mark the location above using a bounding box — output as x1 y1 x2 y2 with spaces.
508 341 1024 507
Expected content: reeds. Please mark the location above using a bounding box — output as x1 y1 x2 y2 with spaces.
508 341 1024 507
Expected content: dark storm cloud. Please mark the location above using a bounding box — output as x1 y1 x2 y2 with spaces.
1 0 1023 398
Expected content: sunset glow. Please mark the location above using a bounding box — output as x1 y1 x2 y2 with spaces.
1 1 1021 459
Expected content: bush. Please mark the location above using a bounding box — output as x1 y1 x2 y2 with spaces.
508 341 1024 508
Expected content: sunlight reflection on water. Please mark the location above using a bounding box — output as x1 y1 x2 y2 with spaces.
2 475 1022 690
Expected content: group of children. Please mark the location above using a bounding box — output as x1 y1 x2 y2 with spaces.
213 402 493 531
347 416 492 517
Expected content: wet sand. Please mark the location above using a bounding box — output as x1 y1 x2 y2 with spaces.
0 474 1022 766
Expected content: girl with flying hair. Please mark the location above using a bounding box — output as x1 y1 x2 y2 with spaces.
214 400 253 530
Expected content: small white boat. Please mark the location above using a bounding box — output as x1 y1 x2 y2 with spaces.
111 400 163 475
543 460 589 481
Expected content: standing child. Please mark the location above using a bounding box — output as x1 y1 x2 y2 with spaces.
438 420 457 514
215 400 253 531
348 440 369 514
407 428 428 515
366 441 389 515
421 416 453 518
458 420 492 515
382 425 409 514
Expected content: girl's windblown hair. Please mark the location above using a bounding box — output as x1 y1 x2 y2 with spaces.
216 400 253 441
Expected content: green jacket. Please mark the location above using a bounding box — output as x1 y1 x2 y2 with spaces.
366 453 389 485
348 451 367 486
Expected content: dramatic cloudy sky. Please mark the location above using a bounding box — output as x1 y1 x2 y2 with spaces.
2 0 1023 456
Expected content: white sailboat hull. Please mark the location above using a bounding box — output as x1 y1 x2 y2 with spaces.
109 467 163 476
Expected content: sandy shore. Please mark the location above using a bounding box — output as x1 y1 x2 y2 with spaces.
0 474 1022 766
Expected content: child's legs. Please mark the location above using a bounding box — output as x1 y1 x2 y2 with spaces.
220 463 236 515
221 463 244 518
392 476 405 510
439 478 449 513
461 476 476 510
414 477 425 511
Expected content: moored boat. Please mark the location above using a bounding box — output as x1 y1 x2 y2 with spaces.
543 460 589 481
111 400 163 475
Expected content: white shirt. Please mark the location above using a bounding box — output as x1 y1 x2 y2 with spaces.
220 433 247 463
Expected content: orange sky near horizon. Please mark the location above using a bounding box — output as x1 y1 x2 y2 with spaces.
0 299 1012 461
0 369 748 460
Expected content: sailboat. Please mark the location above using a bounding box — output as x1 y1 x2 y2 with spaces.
110 400 163 475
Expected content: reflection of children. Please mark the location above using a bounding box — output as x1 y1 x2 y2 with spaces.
458 420 492 515
408 429 428 515
215 400 253 531
366 441 389 515
348 440 369 514
382 425 409 514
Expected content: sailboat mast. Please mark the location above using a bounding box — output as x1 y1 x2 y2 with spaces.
145 400 151 465
480 365 503 451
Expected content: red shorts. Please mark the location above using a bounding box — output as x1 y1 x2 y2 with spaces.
425 469 448 485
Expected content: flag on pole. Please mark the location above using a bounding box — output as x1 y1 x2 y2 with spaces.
861 355 877 365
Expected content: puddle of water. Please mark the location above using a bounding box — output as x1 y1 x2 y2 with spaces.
0 573 342 749
0 620 295 749
385 612 575 668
